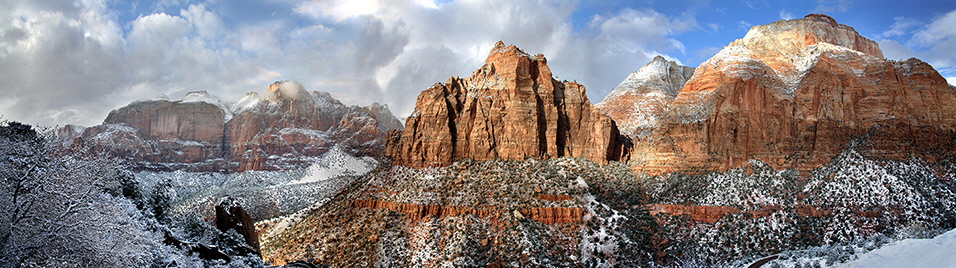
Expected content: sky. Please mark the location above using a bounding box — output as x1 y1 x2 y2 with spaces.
1 0 956 127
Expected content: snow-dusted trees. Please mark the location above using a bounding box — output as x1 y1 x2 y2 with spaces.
0 121 153 266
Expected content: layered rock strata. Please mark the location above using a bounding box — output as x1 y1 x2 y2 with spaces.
614 14 956 174
74 82 402 172
386 41 625 168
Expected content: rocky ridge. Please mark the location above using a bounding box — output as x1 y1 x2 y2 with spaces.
611 14 956 174
595 56 694 137
385 41 625 168
72 81 403 172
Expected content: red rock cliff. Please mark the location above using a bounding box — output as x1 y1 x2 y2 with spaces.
625 14 956 174
386 41 625 168
76 83 402 172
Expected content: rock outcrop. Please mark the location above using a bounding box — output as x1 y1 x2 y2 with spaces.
386 41 625 168
73 82 402 172
617 14 956 174
215 197 260 256
596 56 694 137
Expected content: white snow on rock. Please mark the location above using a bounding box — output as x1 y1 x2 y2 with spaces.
181 91 234 122
231 92 262 114
839 228 956 268
296 146 378 184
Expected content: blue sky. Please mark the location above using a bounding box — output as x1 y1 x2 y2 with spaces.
1 0 955 127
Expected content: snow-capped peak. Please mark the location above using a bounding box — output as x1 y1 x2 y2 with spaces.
232 92 262 114
603 55 694 101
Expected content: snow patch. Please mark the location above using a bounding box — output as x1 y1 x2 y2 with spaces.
296 146 378 184
231 92 262 114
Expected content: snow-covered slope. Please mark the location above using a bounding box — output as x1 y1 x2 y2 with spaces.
595 56 694 137
297 146 378 184
137 146 378 222
839 229 956 268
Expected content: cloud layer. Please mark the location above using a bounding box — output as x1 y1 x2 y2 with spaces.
0 0 695 127
3 0 953 128
876 10 956 86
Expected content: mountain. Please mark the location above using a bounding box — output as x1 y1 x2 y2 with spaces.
596 56 694 137
384 41 626 168
262 43 651 266
606 14 956 175
260 15 956 267
71 81 402 172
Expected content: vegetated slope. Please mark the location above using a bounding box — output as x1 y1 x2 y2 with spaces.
71 81 402 172
261 158 661 267
0 121 266 267
138 146 378 222
641 137 956 266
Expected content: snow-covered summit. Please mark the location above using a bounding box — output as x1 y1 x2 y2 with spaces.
595 56 694 137
182 91 234 122
602 55 694 101
231 92 262 114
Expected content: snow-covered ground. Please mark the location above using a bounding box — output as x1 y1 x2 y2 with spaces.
297 146 378 184
839 228 956 268
136 147 377 220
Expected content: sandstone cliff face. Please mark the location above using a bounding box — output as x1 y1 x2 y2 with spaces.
75 82 402 172
596 56 694 137
81 91 230 170
225 82 402 171
621 14 956 174
386 41 624 168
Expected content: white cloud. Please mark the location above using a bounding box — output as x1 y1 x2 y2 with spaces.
947 77 956 86
878 16 920 39
0 0 127 126
294 0 383 22
779 10 794 20
0 0 697 127
706 22 720 33
0 1 280 126
813 0 853 13
739 20 752 29
877 39 917 60
291 1 694 118
910 9 956 68
181 4 226 40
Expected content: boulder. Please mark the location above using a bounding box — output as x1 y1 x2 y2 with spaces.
216 197 260 256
